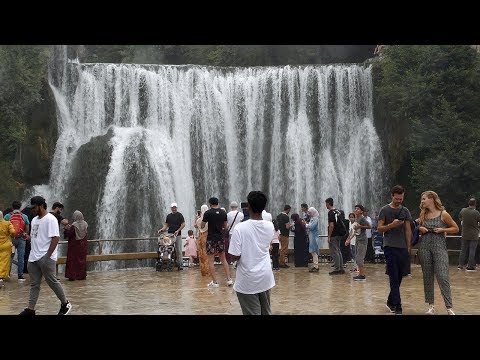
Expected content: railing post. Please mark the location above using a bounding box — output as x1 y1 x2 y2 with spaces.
98 241 102 255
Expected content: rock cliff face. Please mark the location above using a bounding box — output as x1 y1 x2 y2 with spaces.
63 130 113 237
14 84 57 191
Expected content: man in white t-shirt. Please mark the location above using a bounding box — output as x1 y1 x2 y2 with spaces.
229 191 275 315
226 202 244 265
262 209 273 222
19 196 72 316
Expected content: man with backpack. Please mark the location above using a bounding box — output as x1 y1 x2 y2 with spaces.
325 197 347 275
4 200 30 281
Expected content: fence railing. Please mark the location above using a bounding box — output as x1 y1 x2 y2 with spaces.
56 233 466 261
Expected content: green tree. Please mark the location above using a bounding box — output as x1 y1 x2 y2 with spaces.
376 45 480 216
0 45 51 205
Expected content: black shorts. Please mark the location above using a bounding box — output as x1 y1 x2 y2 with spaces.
206 239 225 255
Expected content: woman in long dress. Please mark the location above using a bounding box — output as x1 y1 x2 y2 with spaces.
0 211 16 285
194 205 210 276
64 210 88 281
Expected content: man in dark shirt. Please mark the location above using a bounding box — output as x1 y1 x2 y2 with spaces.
301 203 311 224
50 202 69 227
21 205 36 274
158 202 185 270
49 202 69 280
458 198 480 271
201 197 233 287
276 205 291 268
326 197 347 275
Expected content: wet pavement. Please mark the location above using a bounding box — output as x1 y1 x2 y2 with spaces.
1 263 479 315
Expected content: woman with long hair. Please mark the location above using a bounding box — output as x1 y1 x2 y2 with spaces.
417 191 459 315
194 204 210 276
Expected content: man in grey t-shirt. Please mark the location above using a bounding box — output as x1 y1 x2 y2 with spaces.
377 185 412 315
458 198 480 271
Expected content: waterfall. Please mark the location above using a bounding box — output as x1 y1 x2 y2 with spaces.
35 51 385 269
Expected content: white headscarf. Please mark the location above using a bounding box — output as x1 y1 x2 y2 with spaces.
72 210 88 240
308 207 319 218
196 204 209 233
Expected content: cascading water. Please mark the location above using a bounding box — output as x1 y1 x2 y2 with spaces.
34 47 385 270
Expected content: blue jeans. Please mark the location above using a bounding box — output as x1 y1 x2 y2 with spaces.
11 238 26 277
384 246 409 307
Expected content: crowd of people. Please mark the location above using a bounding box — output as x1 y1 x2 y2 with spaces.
154 184 479 315
1 196 89 315
1 183 479 316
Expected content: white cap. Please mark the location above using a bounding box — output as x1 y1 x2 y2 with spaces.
230 201 238 208
170 202 178 208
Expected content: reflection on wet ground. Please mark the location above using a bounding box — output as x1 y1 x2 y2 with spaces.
1 263 479 315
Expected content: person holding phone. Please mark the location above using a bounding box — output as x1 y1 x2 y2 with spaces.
377 185 412 315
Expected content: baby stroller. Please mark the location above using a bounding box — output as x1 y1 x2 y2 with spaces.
155 233 178 272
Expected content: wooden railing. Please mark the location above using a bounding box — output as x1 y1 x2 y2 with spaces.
55 234 466 272
55 237 160 274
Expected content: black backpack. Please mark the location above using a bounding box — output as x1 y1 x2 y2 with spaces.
333 209 347 236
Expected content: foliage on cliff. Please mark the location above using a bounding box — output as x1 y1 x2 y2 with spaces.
0 45 52 208
374 45 480 216
79 45 375 66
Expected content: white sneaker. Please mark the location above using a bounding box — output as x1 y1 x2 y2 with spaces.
426 305 436 315
446 308 455 315
207 281 219 288
226 278 234 286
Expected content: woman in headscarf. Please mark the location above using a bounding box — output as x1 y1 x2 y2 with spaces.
194 204 210 276
64 210 88 281
291 213 309 267
306 207 320 272
0 211 16 285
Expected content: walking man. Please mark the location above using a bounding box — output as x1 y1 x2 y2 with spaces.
229 191 275 315
377 185 412 315
158 202 186 270
19 196 72 315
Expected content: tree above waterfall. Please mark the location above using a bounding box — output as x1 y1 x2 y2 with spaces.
375 45 480 219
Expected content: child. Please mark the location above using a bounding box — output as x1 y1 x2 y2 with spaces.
345 213 360 273
161 235 172 246
184 230 197 267
271 220 280 271
158 234 174 260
